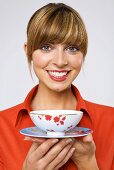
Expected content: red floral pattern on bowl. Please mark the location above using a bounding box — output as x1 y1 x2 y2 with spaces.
38 114 66 126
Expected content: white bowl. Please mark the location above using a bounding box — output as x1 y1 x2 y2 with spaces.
29 110 83 136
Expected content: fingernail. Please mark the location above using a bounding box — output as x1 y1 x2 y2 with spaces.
66 138 73 143
70 148 75 153
52 139 59 143
83 134 93 142
24 136 31 140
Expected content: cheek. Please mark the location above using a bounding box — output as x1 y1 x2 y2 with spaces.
69 55 83 69
32 55 50 68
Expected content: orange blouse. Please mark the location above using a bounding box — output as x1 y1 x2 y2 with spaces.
0 85 114 170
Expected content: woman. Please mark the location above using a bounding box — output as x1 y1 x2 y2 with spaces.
0 3 114 170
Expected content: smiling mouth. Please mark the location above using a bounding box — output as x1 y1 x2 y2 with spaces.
46 70 71 81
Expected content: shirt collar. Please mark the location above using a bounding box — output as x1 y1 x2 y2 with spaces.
72 84 94 125
14 85 38 127
15 84 93 127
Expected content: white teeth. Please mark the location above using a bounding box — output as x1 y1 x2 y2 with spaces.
48 71 68 77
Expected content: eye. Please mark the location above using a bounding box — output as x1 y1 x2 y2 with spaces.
66 45 79 53
40 44 52 52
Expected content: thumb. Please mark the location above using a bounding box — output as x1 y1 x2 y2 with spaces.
83 134 93 142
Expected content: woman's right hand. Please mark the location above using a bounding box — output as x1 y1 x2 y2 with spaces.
22 137 75 170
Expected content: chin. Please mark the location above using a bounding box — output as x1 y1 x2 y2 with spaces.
47 83 71 93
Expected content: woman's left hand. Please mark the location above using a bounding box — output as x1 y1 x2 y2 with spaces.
71 134 99 170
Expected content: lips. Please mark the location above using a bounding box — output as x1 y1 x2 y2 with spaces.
47 70 70 82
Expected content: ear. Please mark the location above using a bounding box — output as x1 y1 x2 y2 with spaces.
24 42 27 56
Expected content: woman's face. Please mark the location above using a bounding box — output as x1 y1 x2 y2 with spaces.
31 43 83 92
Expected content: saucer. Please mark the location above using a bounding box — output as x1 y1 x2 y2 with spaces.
20 126 93 138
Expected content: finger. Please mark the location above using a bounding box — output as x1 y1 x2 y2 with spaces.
47 143 74 170
24 136 46 143
40 138 73 166
82 134 93 142
24 137 47 155
27 142 41 155
54 147 75 170
33 138 59 160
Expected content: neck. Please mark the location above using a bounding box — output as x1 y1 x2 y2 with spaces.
31 83 77 110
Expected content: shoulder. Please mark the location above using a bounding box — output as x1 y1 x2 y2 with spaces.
84 100 114 120
0 103 23 118
73 85 114 115
85 100 114 111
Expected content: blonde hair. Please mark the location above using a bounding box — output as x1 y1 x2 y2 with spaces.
27 3 88 66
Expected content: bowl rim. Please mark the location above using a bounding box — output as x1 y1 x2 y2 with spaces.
29 110 83 115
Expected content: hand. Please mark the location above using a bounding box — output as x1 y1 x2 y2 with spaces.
22 137 75 170
71 134 99 170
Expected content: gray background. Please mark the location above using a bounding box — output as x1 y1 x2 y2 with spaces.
0 0 114 110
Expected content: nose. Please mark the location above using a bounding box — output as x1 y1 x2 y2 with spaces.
52 49 68 68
